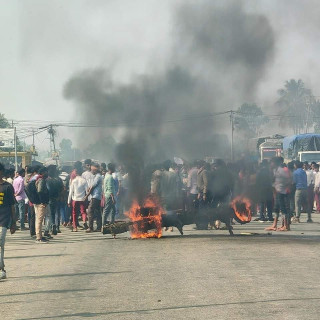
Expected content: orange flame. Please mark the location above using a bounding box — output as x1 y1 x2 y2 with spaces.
231 196 252 223
125 196 164 239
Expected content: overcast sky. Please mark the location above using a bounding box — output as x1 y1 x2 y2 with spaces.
1 0 320 149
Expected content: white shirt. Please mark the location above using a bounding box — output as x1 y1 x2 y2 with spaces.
121 173 129 189
314 171 320 189
68 176 88 203
305 170 315 186
188 167 198 195
82 171 94 188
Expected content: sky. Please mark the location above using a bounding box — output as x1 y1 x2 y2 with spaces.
1 0 320 152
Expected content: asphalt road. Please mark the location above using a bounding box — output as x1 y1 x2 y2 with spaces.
2 213 320 320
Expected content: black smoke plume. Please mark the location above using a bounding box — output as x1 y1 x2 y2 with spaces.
63 0 275 202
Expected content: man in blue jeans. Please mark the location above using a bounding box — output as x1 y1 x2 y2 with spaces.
45 165 63 236
0 162 16 280
266 157 291 231
293 161 312 223
13 168 27 230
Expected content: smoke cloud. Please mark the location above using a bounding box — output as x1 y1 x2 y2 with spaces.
64 1 275 165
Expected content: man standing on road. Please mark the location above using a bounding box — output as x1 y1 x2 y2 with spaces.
102 163 116 226
303 162 315 214
86 163 102 232
46 165 63 236
256 160 274 222
68 167 88 232
81 159 94 230
196 161 211 229
34 167 50 242
293 161 312 223
13 168 27 230
187 161 199 211
313 164 320 213
0 162 16 280
266 157 291 231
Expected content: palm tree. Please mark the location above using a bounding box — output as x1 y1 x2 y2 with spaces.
276 79 312 134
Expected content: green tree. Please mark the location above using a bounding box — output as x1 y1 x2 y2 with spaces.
234 103 268 138
83 136 116 162
0 114 24 153
0 113 10 128
276 79 312 134
59 138 82 161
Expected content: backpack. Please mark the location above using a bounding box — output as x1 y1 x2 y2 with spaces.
25 180 41 204
47 177 63 199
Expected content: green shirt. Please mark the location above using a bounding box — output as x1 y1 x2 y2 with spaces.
104 173 115 198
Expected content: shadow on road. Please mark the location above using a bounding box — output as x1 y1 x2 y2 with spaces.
9 270 131 280
17 297 320 319
0 288 94 297
6 254 69 259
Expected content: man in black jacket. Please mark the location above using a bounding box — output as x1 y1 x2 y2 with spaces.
0 162 16 279
256 160 274 221
34 167 50 242
45 165 63 236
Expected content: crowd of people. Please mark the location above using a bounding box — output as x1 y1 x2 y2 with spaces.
150 157 318 231
0 155 318 280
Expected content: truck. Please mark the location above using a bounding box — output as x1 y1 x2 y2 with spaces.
259 139 283 161
248 135 283 162
283 134 320 163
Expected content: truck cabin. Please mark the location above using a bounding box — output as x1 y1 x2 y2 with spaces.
259 141 282 161
298 151 320 164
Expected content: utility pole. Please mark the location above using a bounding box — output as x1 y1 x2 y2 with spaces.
230 110 235 162
32 129 35 162
14 126 18 172
48 124 58 166
11 120 18 172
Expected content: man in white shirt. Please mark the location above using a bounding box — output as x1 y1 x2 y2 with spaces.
303 162 315 213
112 169 122 218
313 164 320 213
187 161 198 211
82 159 94 189
81 159 94 229
68 168 88 232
